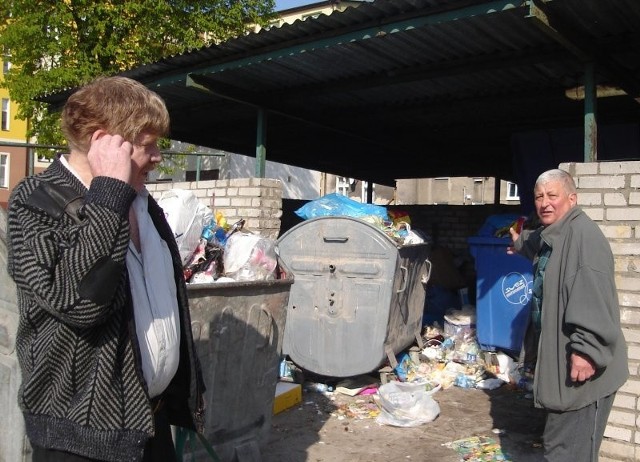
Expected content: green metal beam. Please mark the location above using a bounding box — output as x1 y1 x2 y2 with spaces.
0 141 66 150
584 63 597 162
256 108 267 178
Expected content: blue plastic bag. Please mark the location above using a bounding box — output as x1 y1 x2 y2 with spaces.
394 352 413 382
295 193 389 221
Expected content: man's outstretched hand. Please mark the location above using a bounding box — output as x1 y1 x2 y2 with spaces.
507 226 519 255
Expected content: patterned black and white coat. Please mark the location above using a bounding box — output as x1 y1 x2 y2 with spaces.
6 157 205 462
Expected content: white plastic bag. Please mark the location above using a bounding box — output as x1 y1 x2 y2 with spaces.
158 189 213 265
397 222 425 245
223 232 278 281
375 381 441 427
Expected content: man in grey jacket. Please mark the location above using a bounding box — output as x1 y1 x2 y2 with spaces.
509 168 628 461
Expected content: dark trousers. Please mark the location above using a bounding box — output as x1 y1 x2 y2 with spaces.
543 393 615 462
31 406 177 462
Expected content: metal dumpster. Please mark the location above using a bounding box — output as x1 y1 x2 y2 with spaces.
186 266 293 462
277 216 431 378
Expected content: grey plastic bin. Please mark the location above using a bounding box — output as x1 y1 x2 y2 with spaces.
277 216 431 378
186 266 293 462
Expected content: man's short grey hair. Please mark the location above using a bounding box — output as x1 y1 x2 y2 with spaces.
535 169 577 194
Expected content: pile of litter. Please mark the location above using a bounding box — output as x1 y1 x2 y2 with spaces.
443 435 510 462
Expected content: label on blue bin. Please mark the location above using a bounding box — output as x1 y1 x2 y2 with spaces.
502 272 532 306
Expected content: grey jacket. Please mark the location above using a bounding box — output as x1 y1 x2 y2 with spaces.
515 206 628 411
7 158 205 461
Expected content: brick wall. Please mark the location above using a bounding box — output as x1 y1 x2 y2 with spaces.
147 177 283 240
561 161 640 462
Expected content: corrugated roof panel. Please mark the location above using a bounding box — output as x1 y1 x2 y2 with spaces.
40 0 640 185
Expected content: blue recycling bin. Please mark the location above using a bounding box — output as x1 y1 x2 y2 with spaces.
468 236 533 353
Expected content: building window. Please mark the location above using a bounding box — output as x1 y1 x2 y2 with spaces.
185 169 219 181
506 181 520 200
336 176 350 196
472 177 485 204
360 181 376 203
1 98 9 131
2 59 10 75
433 177 450 204
0 153 8 188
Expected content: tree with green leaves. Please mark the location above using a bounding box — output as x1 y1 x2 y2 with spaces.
0 0 276 148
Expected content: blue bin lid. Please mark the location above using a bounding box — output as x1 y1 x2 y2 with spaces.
467 236 514 260
467 236 512 246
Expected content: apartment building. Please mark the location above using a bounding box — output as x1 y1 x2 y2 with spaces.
0 57 30 209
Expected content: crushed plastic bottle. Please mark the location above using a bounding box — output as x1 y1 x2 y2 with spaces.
454 374 477 389
304 382 333 393
200 219 228 247
279 358 294 380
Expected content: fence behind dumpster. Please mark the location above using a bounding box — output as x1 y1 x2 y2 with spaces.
185 266 293 462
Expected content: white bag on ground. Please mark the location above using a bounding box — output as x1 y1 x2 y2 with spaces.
375 381 441 427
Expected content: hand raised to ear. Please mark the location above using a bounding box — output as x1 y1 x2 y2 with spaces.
87 130 134 185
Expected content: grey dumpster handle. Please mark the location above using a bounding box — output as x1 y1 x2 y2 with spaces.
257 306 275 349
323 236 349 243
397 266 408 293
422 259 432 285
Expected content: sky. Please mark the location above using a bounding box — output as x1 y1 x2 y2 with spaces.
275 0 315 11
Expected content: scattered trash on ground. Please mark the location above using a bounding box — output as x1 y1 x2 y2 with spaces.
443 435 511 461
279 317 537 434
333 398 381 420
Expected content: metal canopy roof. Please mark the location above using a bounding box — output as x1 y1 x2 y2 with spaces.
45 0 640 186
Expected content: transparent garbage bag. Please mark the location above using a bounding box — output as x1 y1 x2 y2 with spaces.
223 231 278 281
158 189 213 265
375 381 441 427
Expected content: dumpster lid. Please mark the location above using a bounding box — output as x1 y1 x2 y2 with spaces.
467 236 512 246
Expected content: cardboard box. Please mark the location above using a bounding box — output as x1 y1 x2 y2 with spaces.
273 381 302 415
